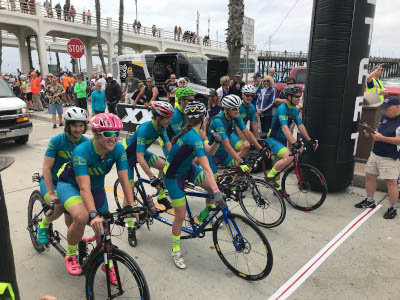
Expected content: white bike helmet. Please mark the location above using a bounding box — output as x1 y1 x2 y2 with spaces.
151 101 174 118
221 94 242 109
64 107 89 122
184 101 206 119
241 84 256 94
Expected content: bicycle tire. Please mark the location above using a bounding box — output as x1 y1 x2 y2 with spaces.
114 178 146 208
213 213 273 281
27 190 46 253
86 248 150 300
281 163 328 211
239 178 286 228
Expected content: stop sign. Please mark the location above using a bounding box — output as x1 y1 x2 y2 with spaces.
67 38 85 59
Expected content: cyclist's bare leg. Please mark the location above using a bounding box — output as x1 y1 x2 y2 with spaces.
237 140 250 158
66 202 88 246
172 206 186 236
272 151 293 172
64 213 73 227
200 178 215 205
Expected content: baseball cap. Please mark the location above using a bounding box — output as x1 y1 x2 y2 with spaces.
107 73 113 78
235 72 242 77
209 89 218 97
253 73 261 79
380 96 400 109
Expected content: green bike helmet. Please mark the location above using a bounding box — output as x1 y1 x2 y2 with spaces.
176 87 196 101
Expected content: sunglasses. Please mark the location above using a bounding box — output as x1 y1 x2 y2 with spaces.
228 107 239 112
294 94 302 99
264 80 271 83
101 131 120 138
244 94 253 98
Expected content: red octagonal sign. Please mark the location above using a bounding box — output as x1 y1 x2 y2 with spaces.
67 38 85 59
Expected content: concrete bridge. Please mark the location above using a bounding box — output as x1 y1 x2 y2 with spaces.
0 0 258 75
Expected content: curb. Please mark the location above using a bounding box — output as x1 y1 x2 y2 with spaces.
30 113 52 123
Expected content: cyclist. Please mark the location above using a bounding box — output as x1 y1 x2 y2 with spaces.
57 113 135 278
123 101 175 246
240 84 260 138
37 107 89 244
207 94 260 173
266 85 317 188
163 101 224 269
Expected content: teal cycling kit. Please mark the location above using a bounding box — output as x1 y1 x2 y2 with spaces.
40 133 88 203
164 127 206 207
267 102 302 157
57 140 128 211
239 103 257 125
123 119 170 184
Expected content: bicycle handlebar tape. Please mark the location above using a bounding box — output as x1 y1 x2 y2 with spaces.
302 0 376 191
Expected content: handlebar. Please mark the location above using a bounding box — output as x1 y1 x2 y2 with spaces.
97 206 149 227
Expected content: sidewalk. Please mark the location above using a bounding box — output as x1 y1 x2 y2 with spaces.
29 107 386 192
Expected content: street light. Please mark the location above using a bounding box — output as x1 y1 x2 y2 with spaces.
135 0 138 22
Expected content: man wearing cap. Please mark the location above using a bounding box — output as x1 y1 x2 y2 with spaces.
105 73 122 115
366 64 388 102
251 73 262 107
204 89 222 130
30 71 43 111
123 71 140 104
355 96 400 219
229 72 245 97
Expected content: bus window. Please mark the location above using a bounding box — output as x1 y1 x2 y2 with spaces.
178 63 189 78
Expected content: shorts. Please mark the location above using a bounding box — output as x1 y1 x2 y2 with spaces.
128 150 160 185
366 152 400 180
94 110 105 114
230 132 244 151
49 103 63 115
76 98 87 110
164 163 205 208
208 152 237 174
39 177 57 203
267 137 289 158
57 181 109 212
125 92 134 104
26 92 32 101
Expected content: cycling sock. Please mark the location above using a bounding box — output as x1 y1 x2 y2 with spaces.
206 203 216 209
157 188 166 200
66 243 78 257
172 235 181 253
39 217 51 229
275 180 281 190
125 217 135 228
267 167 279 178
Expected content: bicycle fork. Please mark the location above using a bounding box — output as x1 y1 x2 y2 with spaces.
222 209 243 251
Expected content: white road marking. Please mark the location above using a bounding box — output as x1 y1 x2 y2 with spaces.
268 205 382 300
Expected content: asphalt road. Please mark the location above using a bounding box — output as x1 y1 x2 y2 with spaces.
1 119 399 300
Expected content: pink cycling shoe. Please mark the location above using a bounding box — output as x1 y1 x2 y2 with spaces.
101 264 118 286
65 255 82 276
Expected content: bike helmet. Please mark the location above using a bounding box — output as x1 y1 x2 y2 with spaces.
184 101 206 119
90 113 123 131
221 94 241 109
151 101 174 118
64 107 89 122
20 74 27 81
241 84 256 94
176 87 196 101
283 85 302 98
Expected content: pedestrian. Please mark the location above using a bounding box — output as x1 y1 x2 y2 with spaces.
82 10 86 23
69 5 76 22
61 73 71 106
63 2 69 21
130 82 146 107
20 0 28 13
137 20 141 34
174 25 178 40
98 73 107 91
355 96 400 219
28 0 35 14
251 73 262 106
204 89 222 130
268 67 279 82
30 71 44 111
216 75 230 102
178 26 182 41
165 74 178 106
46 75 65 128
91 82 106 115
105 73 122 115
256 75 276 134
55 2 61 19
9 0 16 12
366 64 388 102
74 75 88 116
86 9 91 24
152 24 156 37
43 0 52 17
123 71 140 104
134 78 158 108
229 72 245 97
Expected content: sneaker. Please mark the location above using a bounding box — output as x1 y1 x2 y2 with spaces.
171 251 186 269
127 227 137 247
59 122 64 127
65 255 82 275
354 198 376 209
383 207 397 219
53 124 57 129
37 226 49 244
101 264 118 286
158 197 173 210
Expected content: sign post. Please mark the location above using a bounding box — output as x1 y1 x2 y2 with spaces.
67 38 85 60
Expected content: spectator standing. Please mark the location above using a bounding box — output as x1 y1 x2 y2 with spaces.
82 10 86 23
165 74 178 106
355 96 400 219
30 71 43 111
130 82 146 106
9 0 16 11
174 25 178 40
91 82 106 115
173 77 187 107
133 19 137 33
20 0 28 13
152 24 157 37
61 73 71 106
178 26 182 41
123 71 139 104
204 89 222 130
256 75 276 134
105 73 122 114
251 73 262 106
268 67 279 82
74 75 88 115
46 75 65 128
86 9 91 24
28 0 35 14
366 64 388 102
63 2 69 21
216 75 230 102
137 20 141 34
275 77 298 107
134 78 158 107
43 0 52 17
69 5 76 22
229 72 245 97
55 2 61 19
97 73 107 91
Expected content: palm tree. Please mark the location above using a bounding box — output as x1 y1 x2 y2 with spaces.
117 0 124 56
226 0 244 78
95 0 106 72
0 32 2 73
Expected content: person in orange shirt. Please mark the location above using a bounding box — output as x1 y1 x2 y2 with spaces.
61 73 71 106
30 71 43 111
69 74 75 105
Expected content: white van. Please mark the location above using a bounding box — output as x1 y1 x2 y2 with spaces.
0 77 32 144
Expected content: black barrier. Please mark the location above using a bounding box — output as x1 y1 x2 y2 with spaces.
116 103 153 132
302 0 376 191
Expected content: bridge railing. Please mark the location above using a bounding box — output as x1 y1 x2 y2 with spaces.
258 50 308 59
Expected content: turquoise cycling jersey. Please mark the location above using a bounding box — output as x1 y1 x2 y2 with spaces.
208 111 246 155
44 133 89 184
164 127 206 178
268 102 302 143
239 103 257 125
58 140 128 190
167 106 186 139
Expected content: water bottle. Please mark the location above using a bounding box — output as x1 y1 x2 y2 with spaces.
146 195 156 214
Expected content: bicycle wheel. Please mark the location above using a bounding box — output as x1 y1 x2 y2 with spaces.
239 178 286 228
86 248 150 300
27 190 46 253
281 163 328 211
213 213 273 281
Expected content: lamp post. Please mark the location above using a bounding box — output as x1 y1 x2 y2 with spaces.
135 0 138 22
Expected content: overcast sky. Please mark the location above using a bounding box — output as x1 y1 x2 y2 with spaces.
1 0 400 74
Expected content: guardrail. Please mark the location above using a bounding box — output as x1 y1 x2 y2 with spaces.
258 50 308 59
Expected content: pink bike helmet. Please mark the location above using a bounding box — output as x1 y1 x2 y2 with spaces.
90 113 123 131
